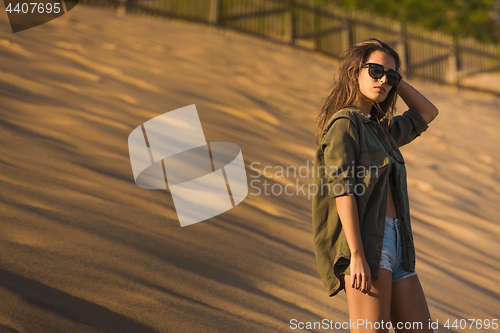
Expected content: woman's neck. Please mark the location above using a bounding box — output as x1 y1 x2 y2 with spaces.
354 96 372 116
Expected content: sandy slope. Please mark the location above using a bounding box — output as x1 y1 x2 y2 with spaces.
0 4 499 333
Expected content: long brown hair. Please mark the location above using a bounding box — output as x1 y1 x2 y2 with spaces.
314 38 401 147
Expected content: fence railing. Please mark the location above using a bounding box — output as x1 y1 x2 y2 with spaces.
81 0 500 96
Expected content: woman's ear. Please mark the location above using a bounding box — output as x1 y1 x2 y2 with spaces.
347 67 357 82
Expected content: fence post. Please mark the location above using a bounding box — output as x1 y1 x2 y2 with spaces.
117 0 127 16
447 38 459 87
313 4 320 51
285 0 294 44
342 19 350 51
396 22 408 78
209 0 219 25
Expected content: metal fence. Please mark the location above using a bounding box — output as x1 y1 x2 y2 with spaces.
82 0 500 96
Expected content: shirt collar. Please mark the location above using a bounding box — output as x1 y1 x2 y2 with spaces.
322 105 374 138
344 105 372 123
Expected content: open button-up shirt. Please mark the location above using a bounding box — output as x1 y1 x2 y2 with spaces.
312 105 429 296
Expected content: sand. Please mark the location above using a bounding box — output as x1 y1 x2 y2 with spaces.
0 4 499 333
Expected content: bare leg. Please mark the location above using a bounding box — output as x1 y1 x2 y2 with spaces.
390 274 433 332
343 268 393 333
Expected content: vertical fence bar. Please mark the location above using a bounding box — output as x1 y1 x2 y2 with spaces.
447 37 458 87
209 0 219 24
285 0 294 44
313 3 321 51
117 0 127 15
397 22 407 77
342 18 350 52
253 0 257 35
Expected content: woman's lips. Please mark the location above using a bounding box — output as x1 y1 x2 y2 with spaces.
375 86 386 93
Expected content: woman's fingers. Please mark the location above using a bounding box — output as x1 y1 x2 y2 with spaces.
365 275 372 294
350 271 372 293
353 273 371 294
352 273 360 290
361 274 371 294
354 273 362 291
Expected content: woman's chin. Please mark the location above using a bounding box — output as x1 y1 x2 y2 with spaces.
373 95 387 103
362 93 387 105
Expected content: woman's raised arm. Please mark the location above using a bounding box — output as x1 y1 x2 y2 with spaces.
398 80 439 125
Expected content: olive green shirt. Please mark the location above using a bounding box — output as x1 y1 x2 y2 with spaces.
312 105 429 297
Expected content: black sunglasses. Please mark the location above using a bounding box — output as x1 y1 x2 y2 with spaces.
362 63 402 87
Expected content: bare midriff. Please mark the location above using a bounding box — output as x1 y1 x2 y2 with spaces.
386 181 398 219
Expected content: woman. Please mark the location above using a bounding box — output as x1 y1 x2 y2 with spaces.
312 38 439 332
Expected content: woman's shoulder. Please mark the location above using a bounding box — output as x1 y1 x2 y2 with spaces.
332 105 362 119
320 107 363 145
322 106 364 135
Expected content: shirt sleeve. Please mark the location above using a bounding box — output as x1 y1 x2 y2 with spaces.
321 117 360 198
389 108 429 147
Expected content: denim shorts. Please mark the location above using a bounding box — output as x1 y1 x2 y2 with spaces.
342 216 417 283
381 216 418 282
